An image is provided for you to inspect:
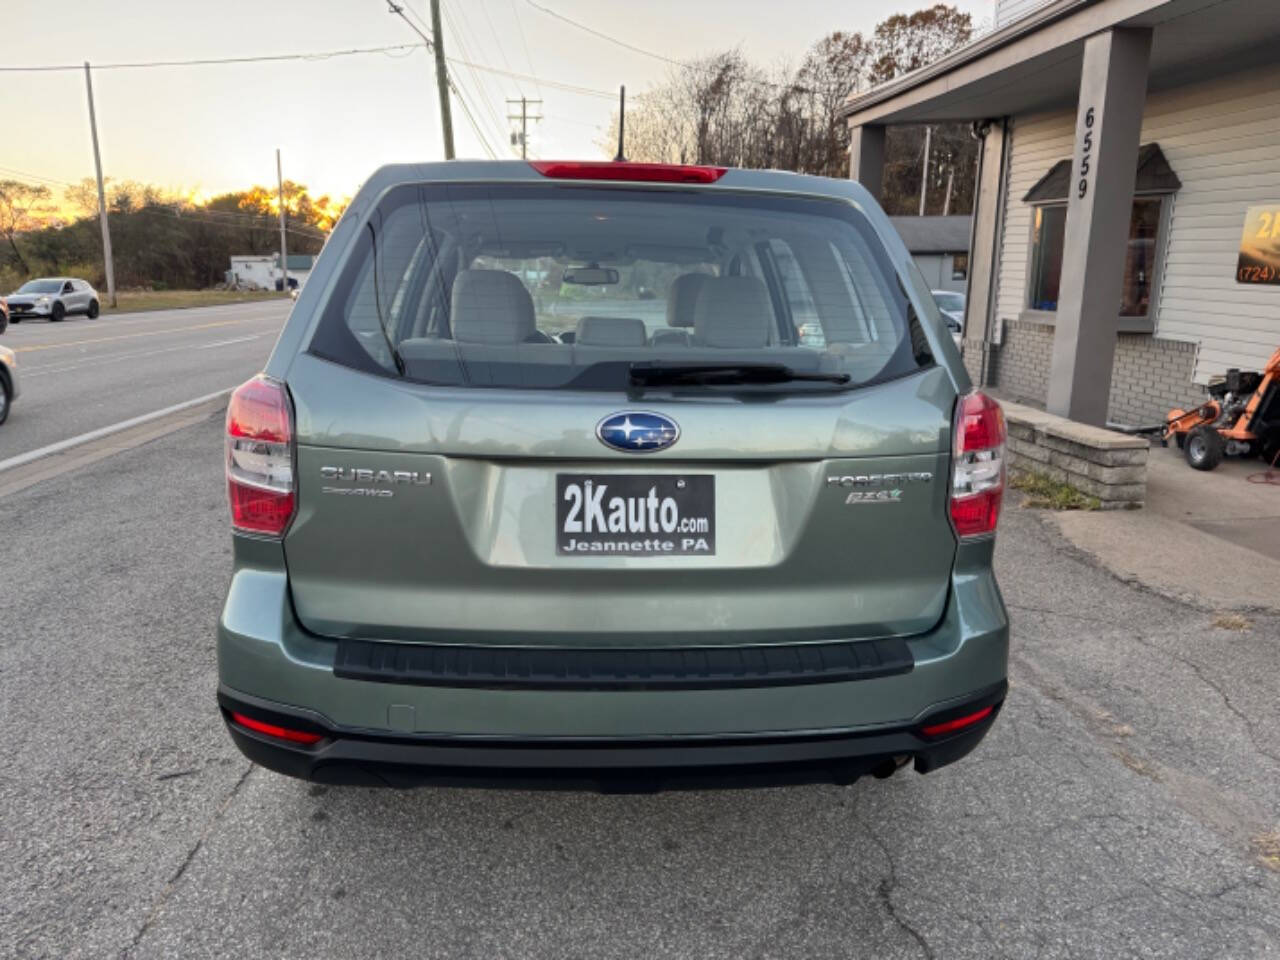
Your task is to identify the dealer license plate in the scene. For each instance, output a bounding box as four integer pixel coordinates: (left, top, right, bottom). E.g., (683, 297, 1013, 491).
(556, 474, 715, 556)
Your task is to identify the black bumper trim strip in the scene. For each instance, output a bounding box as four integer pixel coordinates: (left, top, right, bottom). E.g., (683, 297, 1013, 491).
(332, 636, 914, 690)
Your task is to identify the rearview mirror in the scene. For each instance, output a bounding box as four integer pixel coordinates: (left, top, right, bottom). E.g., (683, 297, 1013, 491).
(562, 265, 619, 286)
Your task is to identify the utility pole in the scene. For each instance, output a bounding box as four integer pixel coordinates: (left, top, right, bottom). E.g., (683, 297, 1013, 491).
(506, 97, 542, 159)
(83, 62, 116, 308)
(918, 125, 932, 217)
(276, 149, 288, 295)
(387, 1, 455, 160)
(429, 0, 455, 159)
(614, 86, 627, 162)
(942, 166, 954, 217)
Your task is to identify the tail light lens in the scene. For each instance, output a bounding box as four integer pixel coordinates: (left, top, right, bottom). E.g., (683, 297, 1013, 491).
(229, 711, 323, 745)
(226, 375, 295, 537)
(950, 391, 1005, 539)
(529, 160, 728, 183)
(920, 705, 995, 738)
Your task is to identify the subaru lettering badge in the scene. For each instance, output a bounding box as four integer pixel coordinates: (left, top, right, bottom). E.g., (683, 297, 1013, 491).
(596, 411, 680, 453)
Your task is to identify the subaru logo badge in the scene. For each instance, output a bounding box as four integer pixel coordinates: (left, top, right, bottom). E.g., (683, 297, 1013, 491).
(596, 411, 680, 453)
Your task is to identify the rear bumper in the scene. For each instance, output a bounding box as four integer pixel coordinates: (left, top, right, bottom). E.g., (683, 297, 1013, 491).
(218, 534, 1008, 789)
(220, 680, 1006, 791)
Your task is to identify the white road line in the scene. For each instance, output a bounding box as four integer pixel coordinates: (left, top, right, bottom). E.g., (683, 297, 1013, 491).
(0, 388, 234, 473)
(9, 300, 288, 336)
(23, 334, 265, 377)
(198, 335, 261, 349)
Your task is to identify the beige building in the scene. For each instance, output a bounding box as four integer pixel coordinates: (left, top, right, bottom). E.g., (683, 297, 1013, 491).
(843, 0, 1280, 427)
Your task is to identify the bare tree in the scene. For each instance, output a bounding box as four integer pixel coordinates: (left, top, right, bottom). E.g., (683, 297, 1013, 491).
(869, 4, 972, 83)
(601, 4, 974, 207)
(0, 181, 56, 275)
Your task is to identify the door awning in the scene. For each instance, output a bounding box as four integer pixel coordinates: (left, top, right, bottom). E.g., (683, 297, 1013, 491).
(1023, 142, 1181, 203)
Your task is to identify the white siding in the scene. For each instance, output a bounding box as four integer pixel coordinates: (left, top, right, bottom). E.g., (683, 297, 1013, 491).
(995, 0, 1055, 27)
(993, 110, 1074, 337)
(1143, 64, 1280, 382)
(992, 63, 1280, 382)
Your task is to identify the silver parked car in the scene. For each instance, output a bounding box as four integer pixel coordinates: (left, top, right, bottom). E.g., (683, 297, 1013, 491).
(7, 277, 100, 322)
(931, 290, 965, 346)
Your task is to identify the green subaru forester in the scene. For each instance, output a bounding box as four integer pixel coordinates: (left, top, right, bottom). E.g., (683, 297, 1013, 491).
(218, 160, 1008, 790)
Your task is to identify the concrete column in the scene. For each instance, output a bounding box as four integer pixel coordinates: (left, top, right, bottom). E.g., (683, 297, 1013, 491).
(962, 118, 1009, 386)
(1046, 27, 1152, 425)
(848, 123, 886, 201)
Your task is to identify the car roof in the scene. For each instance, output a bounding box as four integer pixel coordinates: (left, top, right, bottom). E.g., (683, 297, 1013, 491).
(342, 160, 882, 221)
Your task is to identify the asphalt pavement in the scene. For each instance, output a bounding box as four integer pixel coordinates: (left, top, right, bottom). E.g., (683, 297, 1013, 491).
(0, 300, 290, 461)
(2, 410, 1278, 958)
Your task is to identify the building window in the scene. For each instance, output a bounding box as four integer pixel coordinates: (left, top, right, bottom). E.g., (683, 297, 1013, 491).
(951, 253, 968, 281)
(1122, 198, 1162, 317)
(1028, 204, 1067, 311)
(1028, 199, 1164, 317)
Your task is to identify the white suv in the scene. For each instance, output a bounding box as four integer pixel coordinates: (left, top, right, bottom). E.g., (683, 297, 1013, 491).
(7, 278, 100, 322)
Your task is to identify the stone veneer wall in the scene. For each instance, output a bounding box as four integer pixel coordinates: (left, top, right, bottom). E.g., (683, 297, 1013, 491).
(1001, 399, 1149, 509)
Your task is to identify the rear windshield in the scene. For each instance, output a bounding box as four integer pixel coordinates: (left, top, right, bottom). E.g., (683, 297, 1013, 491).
(309, 183, 928, 392)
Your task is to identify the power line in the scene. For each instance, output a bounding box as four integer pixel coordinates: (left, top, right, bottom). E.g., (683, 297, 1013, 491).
(0, 39, 616, 99)
(462, 59, 612, 98)
(441, 1, 515, 153)
(507, 0, 544, 102)
(447, 77, 498, 158)
(521, 0, 686, 67)
(0, 165, 77, 187)
(0, 42, 425, 72)
(136, 206, 326, 240)
(156, 204, 327, 236)
(477, 0, 522, 96)
(520, 0, 803, 93)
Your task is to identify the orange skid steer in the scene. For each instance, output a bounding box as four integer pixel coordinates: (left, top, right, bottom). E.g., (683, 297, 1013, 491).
(1163, 346, 1280, 471)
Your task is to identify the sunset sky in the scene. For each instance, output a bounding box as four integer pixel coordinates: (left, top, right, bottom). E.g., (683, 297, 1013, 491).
(2, 0, 991, 203)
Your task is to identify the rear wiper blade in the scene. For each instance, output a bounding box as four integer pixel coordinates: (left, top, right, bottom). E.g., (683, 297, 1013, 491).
(629, 362, 851, 388)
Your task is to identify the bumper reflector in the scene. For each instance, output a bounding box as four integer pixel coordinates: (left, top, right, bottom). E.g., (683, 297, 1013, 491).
(920, 705, 994, 739)
(230, 711, 324, 745)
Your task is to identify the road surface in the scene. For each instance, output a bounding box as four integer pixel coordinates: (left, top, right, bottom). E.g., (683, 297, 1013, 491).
(0, 300, 289, 461)
(2, 411, 1278, 958)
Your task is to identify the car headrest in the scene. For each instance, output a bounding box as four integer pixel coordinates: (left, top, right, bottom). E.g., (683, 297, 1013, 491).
(693, 276, 773, 348)
(576, 316, 648, 347)
(665, 273, 711, 328)
(650, 327, 691, 347)
(450, 269, 535, 344)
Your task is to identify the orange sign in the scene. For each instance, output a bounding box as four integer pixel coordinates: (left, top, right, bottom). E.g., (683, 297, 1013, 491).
(1237, 205, 1280, 284)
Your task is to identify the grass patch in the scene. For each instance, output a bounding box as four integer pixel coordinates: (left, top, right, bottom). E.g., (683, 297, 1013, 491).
(1254, 830, 1280, 871)
(102, 289, 289, 313)
(1010, 469, 1101, 511)
(1212, 613, 1251, 632)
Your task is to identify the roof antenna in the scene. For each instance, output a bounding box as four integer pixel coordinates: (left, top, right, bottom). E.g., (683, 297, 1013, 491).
(614, 85, 627, 162)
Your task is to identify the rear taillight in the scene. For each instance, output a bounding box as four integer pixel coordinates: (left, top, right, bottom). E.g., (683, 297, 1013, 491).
(229, 711, 323, 745)
(950, 391, 1005, 539)
(529, 160, 728, 183)
(920, 705, 995, 739)
(226, 375, 295, 537)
